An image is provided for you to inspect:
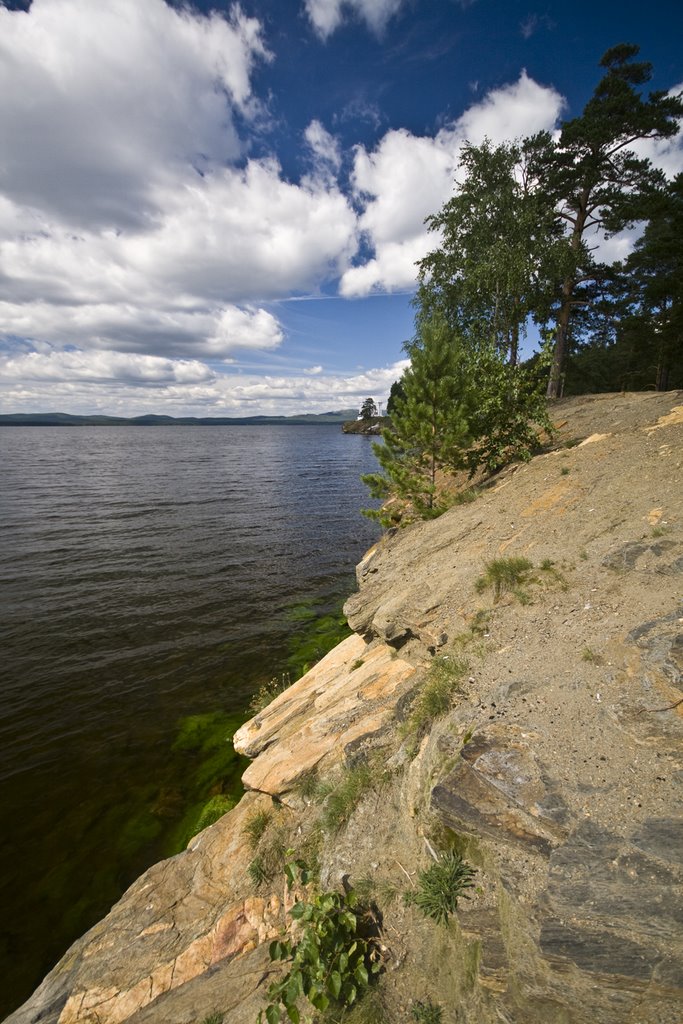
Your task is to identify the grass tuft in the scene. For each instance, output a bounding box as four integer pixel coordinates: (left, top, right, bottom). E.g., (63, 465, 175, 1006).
(411, 999, 443, 1024)
(320, 759, 375, 833)
(403, 656, 469, 746)
(404, 849, 477, 924)
(475, 556, 534, 602)
(248, 674, 292, 715)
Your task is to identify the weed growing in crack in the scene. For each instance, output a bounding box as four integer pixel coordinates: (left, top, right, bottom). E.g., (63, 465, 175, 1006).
(246, 814, 289, 889)
(249, 674, 292, 716)
(320, 760, 375, 833)
(404, 849, 476, 924)
(403, 656, 469, 748)
(243, 809, 272, 850)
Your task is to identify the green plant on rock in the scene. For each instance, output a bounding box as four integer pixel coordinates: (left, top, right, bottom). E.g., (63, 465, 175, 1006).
(403, 655, 468, 746)
(246, 812, 289, 889)
(404, 849, 477, 924)
(320, 759, 376, 833)
(411, 999, 443, 1024)
(258, 859, 381, 1024)
(475, 556, 534, 602)
(249, 674, 292, 715)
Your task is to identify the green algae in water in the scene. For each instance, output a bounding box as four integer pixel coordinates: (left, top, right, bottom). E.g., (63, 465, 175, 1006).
(285, 598, 352, 678)
(165, 710, 248, 853)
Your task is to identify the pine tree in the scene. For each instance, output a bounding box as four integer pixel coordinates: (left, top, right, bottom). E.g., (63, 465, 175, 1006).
(359, 397, 378, 421)
(540, 44, 683, 397)
(362, 317, 471, 523)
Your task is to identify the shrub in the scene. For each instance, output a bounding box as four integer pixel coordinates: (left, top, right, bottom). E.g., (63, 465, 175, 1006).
(258, 860, 381, 1024)
(404, 849, 476, 924)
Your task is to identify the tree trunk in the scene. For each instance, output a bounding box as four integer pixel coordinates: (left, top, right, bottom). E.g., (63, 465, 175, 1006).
(547, 199, 588, 399)
(547, 277, 573, 398)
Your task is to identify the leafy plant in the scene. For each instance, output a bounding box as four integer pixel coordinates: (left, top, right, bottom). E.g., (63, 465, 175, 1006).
(258, 860, 381, 1024)
(475, 556, 534, 602)
(404, 849, 476, 924)
(411, 999, 443, 1024)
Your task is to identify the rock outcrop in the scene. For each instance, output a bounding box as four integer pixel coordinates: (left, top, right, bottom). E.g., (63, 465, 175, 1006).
(8, 392, 683, 1024)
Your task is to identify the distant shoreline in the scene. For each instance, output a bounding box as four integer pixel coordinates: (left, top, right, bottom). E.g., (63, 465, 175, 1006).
(0, 410, 358, 427)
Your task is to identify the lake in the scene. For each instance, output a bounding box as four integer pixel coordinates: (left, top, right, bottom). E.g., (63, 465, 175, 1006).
(0, 425, 380, 1017)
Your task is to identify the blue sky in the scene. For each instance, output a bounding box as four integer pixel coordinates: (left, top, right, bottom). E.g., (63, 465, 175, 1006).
(0, 0, 681, 417)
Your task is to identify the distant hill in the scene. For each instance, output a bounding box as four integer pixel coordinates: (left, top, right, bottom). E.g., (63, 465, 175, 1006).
(0, 410, 359, 427)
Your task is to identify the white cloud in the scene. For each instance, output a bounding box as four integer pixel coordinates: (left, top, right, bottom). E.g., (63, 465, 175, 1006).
(0, 353, 410, 417)
(305, 120, 343, 181)
(0, 1, 361, 369)
(341, 72, 565, 296)
(304, 0, 405, 39)
(0, 349, 214, 386)
(0, 0, 270, 230)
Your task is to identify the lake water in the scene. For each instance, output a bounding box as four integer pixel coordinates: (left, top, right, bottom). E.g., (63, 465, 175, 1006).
(0, 425, 380, 1017)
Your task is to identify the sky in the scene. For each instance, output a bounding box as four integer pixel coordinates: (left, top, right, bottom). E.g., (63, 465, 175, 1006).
(0, 0, 681, 418)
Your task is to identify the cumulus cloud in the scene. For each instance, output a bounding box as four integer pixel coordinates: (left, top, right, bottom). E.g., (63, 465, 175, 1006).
(0, 0, 270, 230)
(1, 348, 214, 386)
(0, 2, 358, 371)
(0, 352, 410, 418)
(341, 72, 565, 296)
(304, 0, 405, 39)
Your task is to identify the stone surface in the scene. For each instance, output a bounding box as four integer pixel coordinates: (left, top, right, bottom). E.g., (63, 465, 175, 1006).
(233, 633, 418, 798)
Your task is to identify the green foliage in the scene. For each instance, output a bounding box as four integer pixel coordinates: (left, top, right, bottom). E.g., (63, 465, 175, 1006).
(246, 812, 288, 889)
(411, 999, 443, 1024)
(418, 137, 568, 367)
(258, 860, 381, 1024)
(360, 397, 378, 421)
(537, 44, 683, 396)
(243, 809, 273, 850)
(386, 378, 406, 416)
(475, 557, 535, 602)
(362, 316, 471, 522)
(403, 656, 468, 744)
(201, 1014, 224, 1024)
(404, 850, 477, 924)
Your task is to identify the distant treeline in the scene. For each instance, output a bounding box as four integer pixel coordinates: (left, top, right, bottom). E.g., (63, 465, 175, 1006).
(0, 410, 358, 427)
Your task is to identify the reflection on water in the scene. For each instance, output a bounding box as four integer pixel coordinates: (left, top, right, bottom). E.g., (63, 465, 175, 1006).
(0, 425, 379, 1016)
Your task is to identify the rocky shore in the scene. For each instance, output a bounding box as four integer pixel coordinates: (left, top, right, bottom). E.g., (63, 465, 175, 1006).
(9, 392, 683, 1024)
